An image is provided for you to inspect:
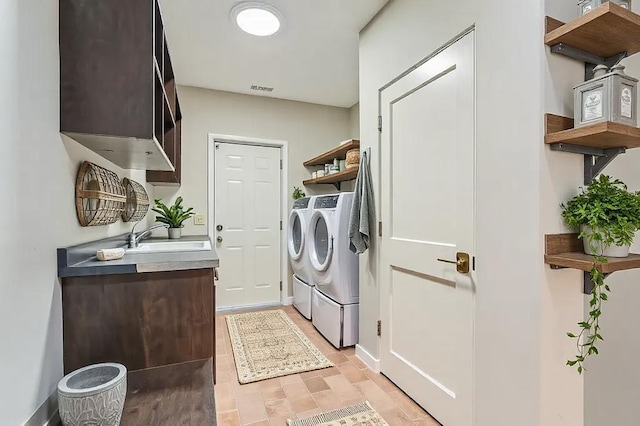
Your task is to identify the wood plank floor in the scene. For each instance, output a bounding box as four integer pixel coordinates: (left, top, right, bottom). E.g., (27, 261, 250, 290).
(215, 305, 440, 426)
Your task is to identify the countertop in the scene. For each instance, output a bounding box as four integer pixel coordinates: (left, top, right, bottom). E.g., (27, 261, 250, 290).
(58, 235, 219, 278)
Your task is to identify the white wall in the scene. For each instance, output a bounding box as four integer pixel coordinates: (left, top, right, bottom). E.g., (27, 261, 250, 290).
(543, 2, 640, 425)
(583, 150, 640, 426)
(155, 86, 352, 295)
(540, 1, 586, 424)
(349, 103, 360, 139)
(0, 1, 153, 423)
(581, 37, 640, 426)
(359, 0, 583, 425)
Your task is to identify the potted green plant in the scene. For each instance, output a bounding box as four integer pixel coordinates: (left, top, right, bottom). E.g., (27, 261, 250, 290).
(152, 196, 195, 239)
(561, 175, 640, 373)
(292, 186, 306, 200)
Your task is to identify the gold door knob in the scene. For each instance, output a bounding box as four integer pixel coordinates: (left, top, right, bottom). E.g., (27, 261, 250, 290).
(437, 252, 470, 273)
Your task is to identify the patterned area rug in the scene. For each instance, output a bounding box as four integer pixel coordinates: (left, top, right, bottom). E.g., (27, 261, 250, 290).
(288, 402, 389, 426)
(226, 310, 333, 384)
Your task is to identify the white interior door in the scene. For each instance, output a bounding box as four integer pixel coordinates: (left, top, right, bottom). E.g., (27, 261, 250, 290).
(214, 142, 281, 309)
(379, 32, 475, 426)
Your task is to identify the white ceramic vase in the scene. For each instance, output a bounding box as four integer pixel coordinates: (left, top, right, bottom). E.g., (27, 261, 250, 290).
(58, 363, 127, 426)
(168, 227, 182, 239)
(581, 225, 631, 258)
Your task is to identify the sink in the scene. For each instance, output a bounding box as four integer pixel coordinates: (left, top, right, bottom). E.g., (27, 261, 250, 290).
(126, 240, 212, 254)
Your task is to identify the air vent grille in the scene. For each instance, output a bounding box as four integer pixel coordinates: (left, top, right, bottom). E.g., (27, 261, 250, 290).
(250, 84, 274, 92)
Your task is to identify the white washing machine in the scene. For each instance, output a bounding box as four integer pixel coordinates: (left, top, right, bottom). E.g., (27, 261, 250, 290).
(288, 196, 315, 319)
(308, 193, 359, 348)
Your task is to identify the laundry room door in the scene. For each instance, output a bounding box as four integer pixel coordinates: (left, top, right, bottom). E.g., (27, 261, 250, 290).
(214, 142, 282, 309)
(379, 31, 475, 426)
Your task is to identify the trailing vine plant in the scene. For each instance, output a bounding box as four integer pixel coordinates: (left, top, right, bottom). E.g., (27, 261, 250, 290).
(561, 175, 640, 374)
(564, 248, 609, 375)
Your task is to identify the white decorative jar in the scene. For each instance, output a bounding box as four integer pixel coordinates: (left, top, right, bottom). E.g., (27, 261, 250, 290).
(573, 64, 638, 128)
(58, 363, 127, 426)
(581, 226, 631, 257)
(578, 0, 631, 16)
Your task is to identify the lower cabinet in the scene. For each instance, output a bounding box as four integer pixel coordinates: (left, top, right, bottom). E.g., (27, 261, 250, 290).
(61, 268, 215, 377)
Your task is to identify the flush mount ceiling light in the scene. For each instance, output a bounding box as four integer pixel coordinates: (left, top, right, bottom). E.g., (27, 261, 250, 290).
(231, 2, 283, 37)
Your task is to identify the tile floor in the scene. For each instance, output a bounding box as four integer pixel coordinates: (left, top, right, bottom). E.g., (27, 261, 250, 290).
(215, 305, 440, 426)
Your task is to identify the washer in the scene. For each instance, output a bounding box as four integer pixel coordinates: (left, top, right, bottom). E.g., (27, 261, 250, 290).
(288, 196, 315, 319)
(308, 193, 359, 348)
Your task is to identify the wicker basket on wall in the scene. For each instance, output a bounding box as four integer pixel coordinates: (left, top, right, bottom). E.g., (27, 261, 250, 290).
(75, 161, 126, 226)
(122, 178, 150, 223)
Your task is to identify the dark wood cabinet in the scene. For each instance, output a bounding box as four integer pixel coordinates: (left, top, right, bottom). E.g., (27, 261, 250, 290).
(122, 359, 215, 425)
(61, 269, 215, 376)
(60, 0, 182, 184)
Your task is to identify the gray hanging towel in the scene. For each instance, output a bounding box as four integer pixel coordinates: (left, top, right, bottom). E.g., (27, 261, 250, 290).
(348, 149, 375, 254)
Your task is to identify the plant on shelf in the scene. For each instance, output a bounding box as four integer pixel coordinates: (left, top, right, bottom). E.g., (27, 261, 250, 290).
(292, 186, 306, 200)
(152, 196, 195, 239)
(561, 175, 640, 374)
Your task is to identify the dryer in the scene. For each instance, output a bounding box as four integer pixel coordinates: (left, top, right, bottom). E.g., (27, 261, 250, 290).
(308, 193, 359, 348)
(288, 196, 315, 319)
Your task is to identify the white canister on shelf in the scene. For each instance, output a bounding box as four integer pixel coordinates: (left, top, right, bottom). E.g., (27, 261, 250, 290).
(573, 64, 638, 127)
(578, 0, 631, 16)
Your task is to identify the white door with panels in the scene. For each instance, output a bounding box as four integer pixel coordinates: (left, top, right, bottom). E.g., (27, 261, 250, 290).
(379, 31, 476, 426)
(214, 142, 282, 309)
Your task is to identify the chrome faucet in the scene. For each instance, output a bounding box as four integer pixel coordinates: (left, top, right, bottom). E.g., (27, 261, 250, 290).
(127, 222, 168, 248)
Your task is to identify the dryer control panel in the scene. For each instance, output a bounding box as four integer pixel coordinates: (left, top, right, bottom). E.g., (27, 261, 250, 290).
(293, 197, 310, 209)
(314, 195, 339, 209)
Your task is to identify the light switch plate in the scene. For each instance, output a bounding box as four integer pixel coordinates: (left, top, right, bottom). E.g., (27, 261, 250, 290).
(194, 214, 206, 225)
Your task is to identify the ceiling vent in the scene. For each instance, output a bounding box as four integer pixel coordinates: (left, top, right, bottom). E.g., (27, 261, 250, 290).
(250, 84, 274, 92)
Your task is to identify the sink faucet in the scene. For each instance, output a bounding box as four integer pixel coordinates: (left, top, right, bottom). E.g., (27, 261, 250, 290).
(127, 223, 168, 248)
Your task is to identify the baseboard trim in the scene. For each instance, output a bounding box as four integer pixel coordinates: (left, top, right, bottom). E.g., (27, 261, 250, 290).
(24, 391, 59, 426)
(356, 344, 380, 373)
(282, 296, 294, 306)
(44, 412, 60, 426)
(216, 301, 282, 313)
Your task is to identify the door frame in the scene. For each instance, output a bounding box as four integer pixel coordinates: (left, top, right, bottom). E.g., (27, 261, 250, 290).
(207, 133, 290, 308)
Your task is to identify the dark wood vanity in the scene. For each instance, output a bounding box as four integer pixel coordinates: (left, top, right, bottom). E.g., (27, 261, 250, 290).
(58, 235, 218, 424)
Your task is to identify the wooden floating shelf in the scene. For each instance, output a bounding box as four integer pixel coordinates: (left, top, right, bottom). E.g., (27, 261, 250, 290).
(544, 114, 640, 150)
(545, 233, 640, 273)
(304, 139, 359, 166)
(544, 2, 640, 58)
(303, 167, 358, 186)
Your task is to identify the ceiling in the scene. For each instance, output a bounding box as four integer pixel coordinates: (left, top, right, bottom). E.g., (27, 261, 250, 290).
(159, 0, 388, 108)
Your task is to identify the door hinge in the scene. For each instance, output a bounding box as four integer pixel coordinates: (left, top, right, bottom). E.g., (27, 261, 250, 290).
(378, 222, 382, 237)
(280, 281, 283, 291)
(280, 159, 283, 169)
(377, 320, 382, 337)
(280, 220, 283, 230)
(473, 256, 476, 271)
(378, 115, 382, 132)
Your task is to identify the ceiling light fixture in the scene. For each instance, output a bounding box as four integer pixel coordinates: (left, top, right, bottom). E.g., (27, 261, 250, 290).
(231, 2, 283, 37)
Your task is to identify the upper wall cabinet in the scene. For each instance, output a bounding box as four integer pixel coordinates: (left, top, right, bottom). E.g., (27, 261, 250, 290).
(60, 0, 182, 185)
